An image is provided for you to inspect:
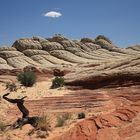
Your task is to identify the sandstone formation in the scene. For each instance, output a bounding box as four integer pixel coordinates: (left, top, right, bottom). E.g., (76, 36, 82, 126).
(3, 83, 140, 140)
(48, 85, 140, 140)
(0, 35, 138, 69)
(0, 34, 139, 88)
(0, 34, 140, 140)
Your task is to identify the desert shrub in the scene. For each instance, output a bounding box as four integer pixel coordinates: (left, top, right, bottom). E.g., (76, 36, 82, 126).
(27, 116, 50, 137)
(35, 116, 51, 131)
(51, 76, 65, 89)
(17, 71, 37, 87)
(78, 112, 85, 119)
(56, 113, 71, 127)
(6, 82, 17, 92)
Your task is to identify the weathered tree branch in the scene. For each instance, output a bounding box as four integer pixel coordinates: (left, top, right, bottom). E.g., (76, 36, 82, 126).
(3, 93, 29, 118)
(3, 93, 40, 129)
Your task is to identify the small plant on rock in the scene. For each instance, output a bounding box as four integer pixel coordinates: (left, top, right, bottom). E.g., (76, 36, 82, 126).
(35, 116, 51, 131)
(51, 76, 65, 89)
(17, 71, 37, 87)
(6, 82, 17, 92)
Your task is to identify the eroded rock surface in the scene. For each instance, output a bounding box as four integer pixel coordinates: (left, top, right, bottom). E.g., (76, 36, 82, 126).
(0, 35, 140, 140)
(50, 86, 140, 140)
(0, 35, 139, 70)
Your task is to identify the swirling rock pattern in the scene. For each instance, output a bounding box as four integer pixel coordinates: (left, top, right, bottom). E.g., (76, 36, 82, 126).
(0, 35, 139, 69)
(0, 35, 139, 87)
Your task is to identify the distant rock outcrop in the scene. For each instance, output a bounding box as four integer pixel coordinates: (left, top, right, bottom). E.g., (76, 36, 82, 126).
(12, 38, 42, 51)
(0, 35, 139, 88)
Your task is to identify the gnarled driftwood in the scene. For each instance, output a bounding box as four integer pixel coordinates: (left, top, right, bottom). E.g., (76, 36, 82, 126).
(3, 93, 40, 129)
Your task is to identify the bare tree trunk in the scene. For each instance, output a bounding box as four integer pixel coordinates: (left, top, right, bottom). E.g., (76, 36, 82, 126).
(3, 93, 40, 129)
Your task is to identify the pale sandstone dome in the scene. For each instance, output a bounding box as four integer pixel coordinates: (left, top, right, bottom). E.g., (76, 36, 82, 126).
(12, 38, 42, 51)
(0, 35, 139, 75)
(0, 35, 140, 140)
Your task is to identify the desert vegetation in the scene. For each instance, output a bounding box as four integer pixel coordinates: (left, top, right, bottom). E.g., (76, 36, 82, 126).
(35, 116, 51, 131)
(0, 34, 140, 140)
(6, 82, 17, 92)
(27, 116, 50, 138)
(51, 76, 65, 89)
(17, 71, 37, 87)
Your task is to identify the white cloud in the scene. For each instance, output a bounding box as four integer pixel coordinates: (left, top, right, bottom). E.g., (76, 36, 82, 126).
(44, 11, 62, 18)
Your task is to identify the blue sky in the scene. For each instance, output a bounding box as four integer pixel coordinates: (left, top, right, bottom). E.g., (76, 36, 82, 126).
(0, 0, 140, 47)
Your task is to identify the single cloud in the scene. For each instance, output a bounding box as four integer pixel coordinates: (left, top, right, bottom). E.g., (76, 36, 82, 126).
(44, 11, 62, 18)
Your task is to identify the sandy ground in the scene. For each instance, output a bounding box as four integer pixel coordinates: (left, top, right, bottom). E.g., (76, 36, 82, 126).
(0, 75, 140, 140)
(0, 75, 81, 140)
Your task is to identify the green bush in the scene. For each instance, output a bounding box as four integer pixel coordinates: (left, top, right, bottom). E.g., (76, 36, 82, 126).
(35, 116, 51, 131)
(17, 71, 37, 87)
(51, 76, 65, 89)
(6, 82, 17, 92)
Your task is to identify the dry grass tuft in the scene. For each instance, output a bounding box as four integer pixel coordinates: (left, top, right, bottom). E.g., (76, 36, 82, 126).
(36, 116, 51, 131)
(56, 113, 72, 127)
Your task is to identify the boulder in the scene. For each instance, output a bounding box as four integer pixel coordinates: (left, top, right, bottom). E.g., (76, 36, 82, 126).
(95, 35, 112, 44)
(12, 38, 42, 52)
(80, 38, 95, 44)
